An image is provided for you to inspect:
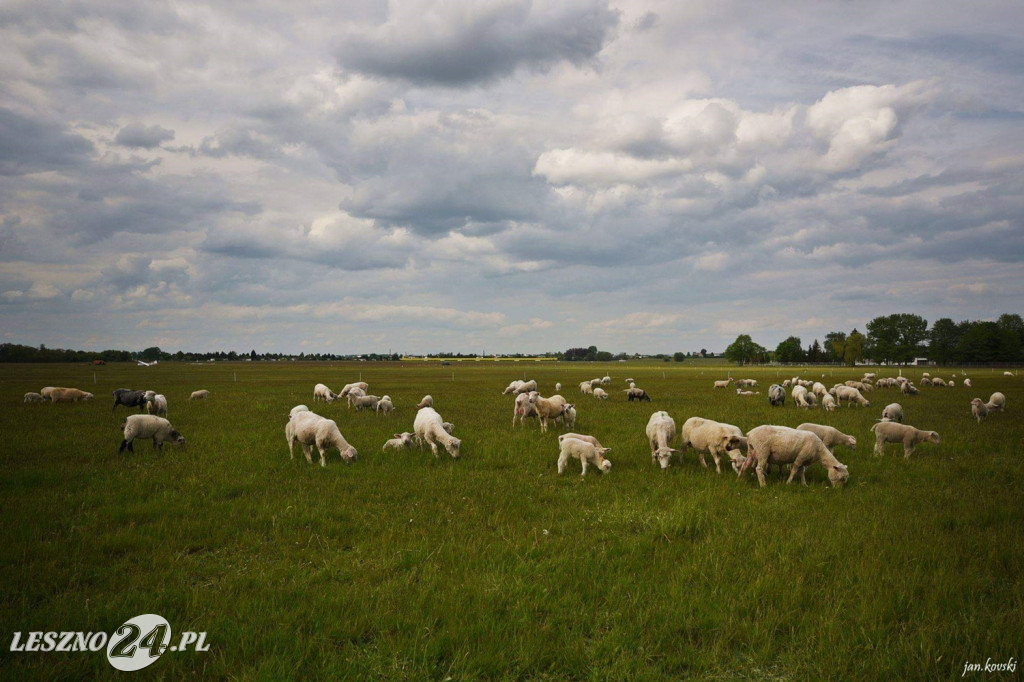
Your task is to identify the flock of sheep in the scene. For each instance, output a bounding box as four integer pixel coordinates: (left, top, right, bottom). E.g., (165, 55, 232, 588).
(24, 368, 1012, 487)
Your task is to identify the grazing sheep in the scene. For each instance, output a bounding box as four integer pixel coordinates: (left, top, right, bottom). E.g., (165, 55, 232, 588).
(821, 394, 837, 412)
(863, 373, 876, 381)
(901, 382, 920, 396)
(376, 395, 394, 415)
(781, 379, 792, 388)
(313, 383, 337, 403)
(532, 393, 569, 433)
(792, 385, 813, 408)
(922, 372, 930, 378)
(985, 392, 1006, 411)
(593, 387, 608, 400)
(112, 388, 150, 412)
(351, 394, 380, 412)
(601, 376, 611, 385)
(512, 392, 537, 427)
(625, 387, 651, 402)
(555, 382, 562, 392)
(1003, 371, 1014, 377)
(383, 432, 415, 451)
(188, 389, 210, 401)
(970, 398, 988, 423)
(881, 403, 904, 423)
(870, 422, 940, 458)
(735, 389, 760, 396)
(119, 414, 186, 454)
(558, 433, 605, 449)
(40, 387, 61, 400)
(416, 395, 433, 409)
(345, 387, 367, 408)
(578, 381, 594, 395)
(931, 378, 947, 387)
(796, 423, 856, 454)
(503, 380, 526, 395)
(735, 379, 759, 388)
(339, 382, 369, 397)
(812, 382, 828, 399)
(24, 392, 45, 403)
(413, 407, 461, 458)
(833, 385, 870, 407)
(645, 411, 679, 470)
(589, 378, 604, 388)
(146, 393, 168, 417)
(289, 405, 310, 420)
(680, 417, 747, 474)
(515, 380, 538, 395)
(920, 377, 933, 386)
(713, 377, 734, 389)
(557, 437, 611, 476)
(740, 425, 849, 488)
(768, 384, 786, 407)
(286, 412, 357, 466)
(49, 388, 94, 403)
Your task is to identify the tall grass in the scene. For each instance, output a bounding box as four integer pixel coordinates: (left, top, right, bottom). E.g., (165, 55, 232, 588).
(0, 362, 1021, 679)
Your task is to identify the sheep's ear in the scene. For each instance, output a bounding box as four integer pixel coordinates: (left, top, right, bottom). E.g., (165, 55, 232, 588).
(394, 434, 402, 438)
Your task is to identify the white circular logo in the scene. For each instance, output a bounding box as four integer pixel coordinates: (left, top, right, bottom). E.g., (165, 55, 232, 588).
(106, 614, 172, 672)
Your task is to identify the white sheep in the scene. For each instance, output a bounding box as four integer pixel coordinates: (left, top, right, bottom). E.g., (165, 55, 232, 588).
(812, 382, 828, 399)
(601, 376, 611, 385)
(376, 395, 394, 415)
(556, 404, 577, 430)
(339, 382, 369, 397)
(833, 385, 870, 407)
(870, 421, 940, 458)
(740, 425, 849, 488)
(40, 387, 60, 400)
(901, 382, 920, 396)
(289, 404, 310, 420)
(558, 433, 604, 449)
(48, 388, 95, 403)
(383, 432, 415, 451)
(792, 385, 813, 408)
(881, 403, 904, 423)
(931, 378, 947, 387)
(532, 393, 569, 433)
(24, 392, 45, 403)
(985, 392, 1006, 411)
(416, 395, 433, 409)
(286, 412, 357, 466)
(515, 380, 538, 395)
(351, 394, 380, 412)
(146, 393, 168, 417)
(578, 381, 594, 395)
(970, 398, 988, 423)
(821, 394, 837, 412)
(512, 392, 537, 427)
(313, 383, 337, 403)
(713, 377, 733, 389)
(735, 389, 759, 396)
(796, 423, 856, 453)
(592, 387, 608, 400)
(555, 382, 562, 392)
(413, 407, 461, 458)
(345, 387, 367, 408)
(1003, 371, 1015, 377)
(119, 414, 186, 454)
(645, 411, 679, 470)
(188, 389, 210, 401)
(503, 380, 526, 395)
(557, 437, 611, 476)
(768, 384, 785, 406)
(680, 417, 747, 474)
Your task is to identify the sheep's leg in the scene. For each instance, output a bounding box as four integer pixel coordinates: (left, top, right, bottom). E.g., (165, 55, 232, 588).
(302, 443, 313, 464)
(429, 440, 439, 458)
(557, 452, 569, 474)
(756, 462, 768, 488)
(318, 446, 327, 467)
(904, 443, 914, 458)
(709, 447, 721, 473)
(873, 437, 885, 456)
(697, 449, 709, 468)
(119, 439, 130, 454)
(580, 458, 588, 476)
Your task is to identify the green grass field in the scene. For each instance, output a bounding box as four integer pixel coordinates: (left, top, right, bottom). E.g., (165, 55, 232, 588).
(1, 361, 1021, 679)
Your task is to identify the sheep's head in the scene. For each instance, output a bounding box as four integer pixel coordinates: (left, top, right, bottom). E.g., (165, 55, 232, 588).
(170, 430, 186, 447)
(828, 463, 849, 487)
(654, 447, 678, 470)
(927, 431, 940, 445)
(446, 438, 462, 458)
(341, 446, 358, 462)
(844, 436, 857, 449)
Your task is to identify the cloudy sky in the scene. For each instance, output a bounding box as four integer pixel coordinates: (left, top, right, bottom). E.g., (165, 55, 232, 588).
(1, 1, 1022, 355)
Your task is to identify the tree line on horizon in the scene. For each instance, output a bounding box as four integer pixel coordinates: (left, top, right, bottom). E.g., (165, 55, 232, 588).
(723, 313, 1024, 366)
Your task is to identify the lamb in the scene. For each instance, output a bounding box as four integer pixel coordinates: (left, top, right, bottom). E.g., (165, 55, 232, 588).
(351, 394, 380, 412)
(781, 379, 792, 388)
(339, 382, 369, 397)
(870, 421, 940, 458)
(930, 378, 947, 387)
(680, 417, 747, 474)
(289, 404, 310, 420)
(313, 383, 337, 402)
(645, 411, 679, 470)
(554, 382, 562, 392)
(592, 387, 608, 400)
(558, 433, 605, 449)
(739, 425, 849, 488)
(557, 437, 611, 476)
(625, 387, 651, 402)
(811, 382, 828, 399)
(901, 382, 920, 396)
(833, 385, 870, 407)
(713, 377, 734, 389)
(285, 412, 358, 466)
(970, 398, 988, 423)
(589, 378, 604, 388)
(416, 395, 433, 409)
(768, 384, 786, 407)
(376, 395, 394, 415)
(24, 392, 45, 403)
(821, 394, 837, 412)
(515, 380, 538, 395)
(146, 393, 168, 417)
(556, 404, 577, 430)
(188, 390, 210, 401)
(578, 381, 594, 395)
(735, 379, 758, 388)
(40, 387, 61, 400)
(844, 380, 871, 392)
(413, 407, 461, 458)
(503, 380, 526, 395)
(532, 393, 569, 433)
(862, 373, 876, 381)
(735, 389, 760, 396)
(792, 385, 814, 408)
(985, 392, 1006, 411)
(49, 388, 94, 403)
(119, 414, 186, 454)
(1003, 371, 1014, 377)
(112, 388, 150, 412)
(512, 392, 537, 427)
(920, 377, 933, 386)
(345, 387, 367, 408)
(796, 423, 856, 453)
(602, 376, 611, 385)
(881, 403, 904, 423)
(382, 432, 415, 451)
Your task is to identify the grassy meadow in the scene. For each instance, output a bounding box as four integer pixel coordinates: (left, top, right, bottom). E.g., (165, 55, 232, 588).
(1, 360, 1021, 680)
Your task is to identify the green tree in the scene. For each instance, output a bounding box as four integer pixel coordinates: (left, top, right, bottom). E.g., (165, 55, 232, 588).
(996, 314, 1024, 362)
(928, 318, 962, 364)
(140, 346, 162, 362)
(672, 352, 686, 362)
(866, 314, 928, 364)
(775, 336, 805, 363)
(807, 339, 824, 363)
(844, 329, 866, 366)
(725, 334, 767, 365)
(825, 331, 846, 363)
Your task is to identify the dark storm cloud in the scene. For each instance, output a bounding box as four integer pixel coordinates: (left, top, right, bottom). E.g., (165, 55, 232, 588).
(0, 108, 94, 175)
(114, 123, 175, 149)
(336, 0, 619, 86)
